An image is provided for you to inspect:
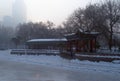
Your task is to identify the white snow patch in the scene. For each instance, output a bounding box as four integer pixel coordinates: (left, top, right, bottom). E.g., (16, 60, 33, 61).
(112, 60, 120, 64)
(27, 38, 67, 42)
(76, 54, 120, 59)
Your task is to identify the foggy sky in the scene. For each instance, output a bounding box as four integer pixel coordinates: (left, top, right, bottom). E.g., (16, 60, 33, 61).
(0, 0, 97, 25)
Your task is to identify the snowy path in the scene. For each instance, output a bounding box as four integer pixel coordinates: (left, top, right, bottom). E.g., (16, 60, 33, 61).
(0, 50, 120, 81)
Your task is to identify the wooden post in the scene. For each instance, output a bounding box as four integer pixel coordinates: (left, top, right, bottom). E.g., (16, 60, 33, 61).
(89, 40, 92, 52)
(70, 41, 74, 57)
(95, 38, 97, 52)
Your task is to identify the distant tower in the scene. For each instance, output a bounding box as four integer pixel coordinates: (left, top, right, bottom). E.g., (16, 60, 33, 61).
(12, 0, 27, 26)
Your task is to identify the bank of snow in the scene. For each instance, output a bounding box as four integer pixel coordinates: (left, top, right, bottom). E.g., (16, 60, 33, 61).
(0, 50, 120, 75)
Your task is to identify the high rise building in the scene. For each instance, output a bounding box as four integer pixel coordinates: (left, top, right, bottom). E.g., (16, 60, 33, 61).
(12, 0, 27, 26)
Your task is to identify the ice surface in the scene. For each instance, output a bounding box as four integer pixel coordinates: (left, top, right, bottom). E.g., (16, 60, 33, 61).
(0, 49, 120, 75)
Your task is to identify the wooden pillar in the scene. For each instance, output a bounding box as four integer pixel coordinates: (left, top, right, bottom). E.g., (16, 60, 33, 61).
(90, 39, 93, 52)
(70, 41, 73, 57)
(78, 40, 81, 52)
(76, 40, 79, 52)
(95, 38, 97, 52)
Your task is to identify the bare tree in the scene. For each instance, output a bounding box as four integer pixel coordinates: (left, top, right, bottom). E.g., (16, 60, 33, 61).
(0, 25, 15, 49)
(16, 21, 63, 44)
(63, 8, 86, 33)
(84, 3, 110, 41)
(63, 0, 120, 49)
(101, 0, 120, 50)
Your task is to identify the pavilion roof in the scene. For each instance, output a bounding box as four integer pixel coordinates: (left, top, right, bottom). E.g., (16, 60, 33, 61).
(65, 29, 99, 40)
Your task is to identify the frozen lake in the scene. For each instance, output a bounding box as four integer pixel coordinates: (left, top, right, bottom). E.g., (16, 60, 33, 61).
(0, 50, 120, 81)
(0, 60, 120, 81)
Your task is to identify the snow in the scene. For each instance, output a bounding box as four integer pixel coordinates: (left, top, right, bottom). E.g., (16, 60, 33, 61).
(64, 33, 76, 36)
(64, 31, 99, 37)
(0, 50, 120, 75)
(112, 60, 120, 64)
(76, 54, 120, 59)
(27, 38, 67, 42)
(84, 31, 99, 35)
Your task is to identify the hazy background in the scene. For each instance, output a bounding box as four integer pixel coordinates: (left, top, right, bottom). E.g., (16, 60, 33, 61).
(0, 0, 97, 26)
(0, 0, 120, 50)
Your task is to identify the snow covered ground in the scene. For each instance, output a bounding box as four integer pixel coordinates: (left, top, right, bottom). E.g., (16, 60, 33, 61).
(0, 49, 120, 75)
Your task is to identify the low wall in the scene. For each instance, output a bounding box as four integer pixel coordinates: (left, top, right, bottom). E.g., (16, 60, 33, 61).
(11, 49, 60, 55)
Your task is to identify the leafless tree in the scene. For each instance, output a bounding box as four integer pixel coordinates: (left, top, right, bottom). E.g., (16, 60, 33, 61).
(0, 25, 15, 49)
(16, 21, 63, 44)
(102, 0, 120, 50)
(63, 8, 86, 33)
(63, 0, 120, 50)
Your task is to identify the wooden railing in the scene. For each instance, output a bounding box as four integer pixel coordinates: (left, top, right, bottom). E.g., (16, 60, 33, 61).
(11, 49, 60, 55)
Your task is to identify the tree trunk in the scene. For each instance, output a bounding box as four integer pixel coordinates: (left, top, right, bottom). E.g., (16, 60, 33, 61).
(109, 24, 113, 51)
(109, 34, 112, 51)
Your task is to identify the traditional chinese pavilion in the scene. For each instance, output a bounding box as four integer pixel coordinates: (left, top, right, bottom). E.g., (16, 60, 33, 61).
(26, 30, 99, 53)
(64, 30, 99, 52)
